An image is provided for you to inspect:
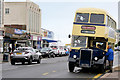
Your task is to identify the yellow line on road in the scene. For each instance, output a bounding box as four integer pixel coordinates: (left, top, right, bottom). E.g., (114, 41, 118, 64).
(52, 70, 56, 72)
(93, 74, 102, 79)
(42, 72, 49, 76)
(92, 70, 109, 80)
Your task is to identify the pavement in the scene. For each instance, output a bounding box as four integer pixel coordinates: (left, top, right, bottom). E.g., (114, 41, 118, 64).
(98, 51, 120, 80)
(0, 54, 3, 64)
(98, 66, 120, 80)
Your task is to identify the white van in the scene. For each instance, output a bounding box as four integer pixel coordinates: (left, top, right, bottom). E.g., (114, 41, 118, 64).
(49, 42, 66, 56)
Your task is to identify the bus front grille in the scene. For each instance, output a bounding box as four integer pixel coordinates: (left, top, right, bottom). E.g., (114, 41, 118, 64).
(80, 49, 92, 68)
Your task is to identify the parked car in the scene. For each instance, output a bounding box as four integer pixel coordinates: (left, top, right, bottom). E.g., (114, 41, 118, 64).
(50, 46, 66, 56)
(34, 49, 42, 58)
(40, 47, 55, 58)
(10, 47, 42, 65)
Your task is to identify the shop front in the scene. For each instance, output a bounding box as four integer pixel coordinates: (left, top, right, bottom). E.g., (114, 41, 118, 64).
(0, 30, 4, 53)
(41, 28, 57, 48)
(3, 27, 28, 52)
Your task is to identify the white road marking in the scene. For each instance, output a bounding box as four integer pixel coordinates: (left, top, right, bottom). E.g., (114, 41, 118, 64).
(3, 67, 18, 71)
(42, 59, 47, 60)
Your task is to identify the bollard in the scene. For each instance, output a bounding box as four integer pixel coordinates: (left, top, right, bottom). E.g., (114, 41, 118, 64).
(3, 53, 9, 62)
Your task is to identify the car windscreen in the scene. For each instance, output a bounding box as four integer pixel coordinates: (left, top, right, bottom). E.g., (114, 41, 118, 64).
(41, 48, 48, 52)
(75, 13, 89, 22)
(51, 46, 57, 49)
(90, 14, 104, 23)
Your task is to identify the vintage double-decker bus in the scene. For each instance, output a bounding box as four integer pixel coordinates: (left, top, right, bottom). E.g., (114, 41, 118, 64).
(68, 8, 116, 73)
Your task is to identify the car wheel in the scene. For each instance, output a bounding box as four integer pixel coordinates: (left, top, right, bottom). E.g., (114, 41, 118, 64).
(37, 57, 41, 64)
(59, 53, 62, 57)
(11, 60, 15, 65)
(48, 54, 51, 58)
(28, 58, 32, 65)
(53, 54, 55, 58)
(22, 61, 25, 65)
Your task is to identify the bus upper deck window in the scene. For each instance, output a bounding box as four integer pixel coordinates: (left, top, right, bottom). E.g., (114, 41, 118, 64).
(90, 14, 104, 23)
(76, 13, 89, 22)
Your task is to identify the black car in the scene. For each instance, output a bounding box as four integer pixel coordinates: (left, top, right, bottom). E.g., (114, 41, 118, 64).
(40, 48, 55, 58)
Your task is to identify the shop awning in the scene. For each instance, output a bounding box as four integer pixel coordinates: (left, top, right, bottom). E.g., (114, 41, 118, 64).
(42, 39, 57, 43)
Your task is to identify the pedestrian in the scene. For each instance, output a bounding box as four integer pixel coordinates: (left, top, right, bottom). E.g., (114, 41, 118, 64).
(8, 46, 12, 53)
(33, 46, 36, 49)
(106, 45, 114, 73)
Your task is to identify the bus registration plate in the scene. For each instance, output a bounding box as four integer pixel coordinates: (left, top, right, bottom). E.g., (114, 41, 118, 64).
(81, 64, 89, 67)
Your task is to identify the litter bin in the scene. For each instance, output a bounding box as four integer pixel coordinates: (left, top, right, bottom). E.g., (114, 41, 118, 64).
(3, 53, 9, 62)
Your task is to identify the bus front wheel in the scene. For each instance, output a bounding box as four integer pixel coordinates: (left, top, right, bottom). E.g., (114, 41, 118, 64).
(68, 62, 75, 72)
(100, 63, 106, 73)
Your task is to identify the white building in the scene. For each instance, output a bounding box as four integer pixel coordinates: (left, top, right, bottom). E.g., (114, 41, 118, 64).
(116, 29, 120, 43)
(4, 1, 42, 50)
(4, 1, 41, 34)
(0, 0, 4, 53)
(119, 2, 120, 29)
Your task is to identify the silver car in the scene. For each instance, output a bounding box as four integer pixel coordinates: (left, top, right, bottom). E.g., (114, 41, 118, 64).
(10, 47, 42, 65)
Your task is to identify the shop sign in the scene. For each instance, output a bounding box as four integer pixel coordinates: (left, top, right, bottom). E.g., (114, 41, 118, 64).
(47, 31, 54, 39)
(14, 29, 27, 35)
(41, 29, 54, 39)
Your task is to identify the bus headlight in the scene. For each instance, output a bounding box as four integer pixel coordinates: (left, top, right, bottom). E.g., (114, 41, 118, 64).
(94, 57, 98, 61)
(73, 55, 77, 59)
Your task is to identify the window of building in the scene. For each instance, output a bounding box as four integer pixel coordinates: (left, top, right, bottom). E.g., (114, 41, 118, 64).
(39, 9, 40, 12)
(5, 8, 9, 14)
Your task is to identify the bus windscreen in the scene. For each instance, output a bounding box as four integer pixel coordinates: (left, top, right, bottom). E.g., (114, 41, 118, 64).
(76, 13, 89, 22)
(72, 36, 87, 47)
(90, 14, 104, 23)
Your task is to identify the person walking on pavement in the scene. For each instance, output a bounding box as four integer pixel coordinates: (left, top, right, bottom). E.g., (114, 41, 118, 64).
(9, 46, 12, 53)
(106, 45, 114, 73)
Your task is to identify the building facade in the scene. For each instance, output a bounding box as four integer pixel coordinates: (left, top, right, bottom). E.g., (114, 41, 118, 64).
(4, 1, 41, 52)
(119, 1, 120, 29)
(116, 29, 120, 43)
(0, 0, 4, 53)
(41, 28, 57, 48)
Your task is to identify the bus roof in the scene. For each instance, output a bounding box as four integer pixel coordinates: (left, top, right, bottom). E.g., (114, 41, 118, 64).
(76, 8, 116, 23)
(76, 8, 108, 14)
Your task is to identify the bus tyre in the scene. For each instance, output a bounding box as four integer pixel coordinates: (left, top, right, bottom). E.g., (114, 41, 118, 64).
(69, 62, 75, 72)
(100, 63, 106, 73)
(11, 60, 15, 65)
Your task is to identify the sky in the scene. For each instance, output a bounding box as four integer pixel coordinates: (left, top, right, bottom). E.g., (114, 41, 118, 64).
(5, 0, 119, 45)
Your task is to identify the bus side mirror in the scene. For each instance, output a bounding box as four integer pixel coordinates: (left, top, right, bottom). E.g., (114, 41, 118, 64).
(68, 34, 71, 38)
